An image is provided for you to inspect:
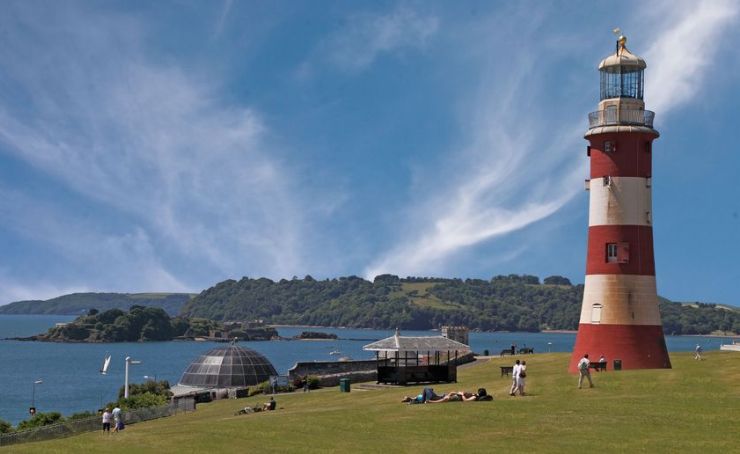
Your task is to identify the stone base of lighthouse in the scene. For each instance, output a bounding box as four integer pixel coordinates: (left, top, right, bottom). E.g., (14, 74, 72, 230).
(569, 324, 671, 372)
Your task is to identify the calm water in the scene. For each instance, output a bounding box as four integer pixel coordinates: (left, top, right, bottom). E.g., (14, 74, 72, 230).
(0, 315, 729, 425)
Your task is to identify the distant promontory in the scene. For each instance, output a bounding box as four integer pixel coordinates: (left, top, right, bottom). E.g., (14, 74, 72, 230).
(0, 292, 193, 316)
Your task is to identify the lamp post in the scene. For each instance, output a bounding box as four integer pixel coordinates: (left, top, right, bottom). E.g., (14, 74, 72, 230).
(124, 357, 142, 399)
(548, 342, 552, 353)
(31, 379, 43, 408)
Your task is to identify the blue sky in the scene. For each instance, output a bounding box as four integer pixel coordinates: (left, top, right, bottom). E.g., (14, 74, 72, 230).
(0, 0, 738, 306)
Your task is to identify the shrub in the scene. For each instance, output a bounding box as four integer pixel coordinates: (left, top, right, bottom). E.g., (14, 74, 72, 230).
(117, 392, 168, 410)
(0, 418, 12, 434)
(306, 376, 321, 390)
(16, 412, 64, 431)
(68, 411, 97, 421)
(257, 380, 294, 395)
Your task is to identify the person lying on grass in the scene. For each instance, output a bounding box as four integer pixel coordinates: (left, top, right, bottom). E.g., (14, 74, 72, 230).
(401, 388, 492, 403)
(401, 387, 443, 404)
(427, 388, 492, 402)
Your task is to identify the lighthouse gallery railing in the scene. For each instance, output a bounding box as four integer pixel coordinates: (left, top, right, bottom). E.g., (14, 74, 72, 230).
(588, 109, 654, 128)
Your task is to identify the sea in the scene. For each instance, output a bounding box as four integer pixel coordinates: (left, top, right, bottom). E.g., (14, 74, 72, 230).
(0, 314, 731, 425)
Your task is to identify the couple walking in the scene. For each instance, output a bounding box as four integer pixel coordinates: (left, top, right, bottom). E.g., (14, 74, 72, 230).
(509, 359, 527, 396)
(101, 406, 124, 433)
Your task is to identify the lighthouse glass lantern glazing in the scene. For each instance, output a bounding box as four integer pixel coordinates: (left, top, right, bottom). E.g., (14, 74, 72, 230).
(599, 66, 644, 100)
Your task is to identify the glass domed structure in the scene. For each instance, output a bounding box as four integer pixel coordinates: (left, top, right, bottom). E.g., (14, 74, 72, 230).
(178, 344, 278, 388)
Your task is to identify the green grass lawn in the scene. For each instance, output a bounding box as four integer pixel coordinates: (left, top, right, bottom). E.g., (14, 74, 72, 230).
(10, 352, 738, 453)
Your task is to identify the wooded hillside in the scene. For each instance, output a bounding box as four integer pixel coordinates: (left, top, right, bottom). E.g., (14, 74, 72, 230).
(182, 274, 739, 334)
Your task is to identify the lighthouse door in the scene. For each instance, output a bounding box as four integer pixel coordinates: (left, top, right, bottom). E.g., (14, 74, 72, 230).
(591, 304, 603, 324)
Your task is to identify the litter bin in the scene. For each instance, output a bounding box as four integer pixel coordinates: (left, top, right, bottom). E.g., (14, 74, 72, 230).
(339, 377, 351, 392)
(613, 359, 622, 371)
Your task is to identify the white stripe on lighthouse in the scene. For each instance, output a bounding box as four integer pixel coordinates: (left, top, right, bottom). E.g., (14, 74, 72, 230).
(588, 176, 652, 227)
(579, 274, 662, 325)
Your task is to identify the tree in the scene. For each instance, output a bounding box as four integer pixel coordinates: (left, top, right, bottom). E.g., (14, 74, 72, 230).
(543, 276, 572, 286)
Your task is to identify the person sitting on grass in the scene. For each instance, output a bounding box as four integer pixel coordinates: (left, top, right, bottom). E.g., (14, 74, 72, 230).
(263, 396, 276, 411)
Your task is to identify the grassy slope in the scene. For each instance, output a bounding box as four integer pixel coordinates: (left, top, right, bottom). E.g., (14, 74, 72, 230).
(12, 352, 739, 454)
(400, 282, 464, 311)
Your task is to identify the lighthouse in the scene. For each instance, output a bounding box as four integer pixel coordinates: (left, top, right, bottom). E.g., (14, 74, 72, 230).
(569, 33, 671, 372)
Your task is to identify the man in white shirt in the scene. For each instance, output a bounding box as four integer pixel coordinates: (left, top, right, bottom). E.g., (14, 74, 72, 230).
(112, 406, 122, 432)
(577, 353, 594, 389)
(509, 359, 521, 396)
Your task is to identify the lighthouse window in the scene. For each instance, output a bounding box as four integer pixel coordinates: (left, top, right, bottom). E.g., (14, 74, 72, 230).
(606, 243, 618, 262)
(604, 141, 615, 153)
(591, 304, 603, 324)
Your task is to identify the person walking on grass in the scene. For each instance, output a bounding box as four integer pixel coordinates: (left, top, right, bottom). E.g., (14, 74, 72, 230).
(101, 408, 111, 433)
(577, 353, 594, 389)
(517, 361, 527, 395)
(694, 344, 703, 360)
(112, 405, 122, 432)
(510, 359, 521, 396)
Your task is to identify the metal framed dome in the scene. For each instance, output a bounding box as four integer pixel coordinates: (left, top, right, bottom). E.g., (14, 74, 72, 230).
(178, 344, 278, 388)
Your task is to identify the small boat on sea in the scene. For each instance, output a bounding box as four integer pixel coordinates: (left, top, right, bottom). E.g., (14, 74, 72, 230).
(329, 350, 341, 356)
(99, 354, 111, 375)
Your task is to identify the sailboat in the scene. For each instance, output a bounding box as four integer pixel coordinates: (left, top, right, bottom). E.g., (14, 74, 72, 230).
(100, 354, 112, 375)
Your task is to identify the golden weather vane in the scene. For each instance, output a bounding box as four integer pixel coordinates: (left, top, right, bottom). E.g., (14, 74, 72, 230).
(613, 27, 627, 55)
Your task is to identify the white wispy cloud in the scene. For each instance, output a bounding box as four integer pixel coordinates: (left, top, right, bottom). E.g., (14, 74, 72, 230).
(364, 0, 739, 280)
(643, 0, 739, 115)
(213, 0, 234, 38)
(320, 6, 439, 72)
(0, 4, 308, 301)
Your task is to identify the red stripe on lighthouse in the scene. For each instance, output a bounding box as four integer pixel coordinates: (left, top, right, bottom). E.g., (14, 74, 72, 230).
(589, 132, 655, 178)
(585, 225, 655, 275)
(569, 323, 671, 372)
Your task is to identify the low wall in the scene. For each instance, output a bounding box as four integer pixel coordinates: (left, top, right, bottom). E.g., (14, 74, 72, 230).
(287, 353, 475, 387)
(288, 359, 377, 381)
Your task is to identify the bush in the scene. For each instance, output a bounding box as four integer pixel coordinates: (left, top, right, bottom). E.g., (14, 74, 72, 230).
(257, 380, 294, 395)
(114, 392, 168, 410)
(0, 418, 12, 434)
(68, 411, 97, 421)
(118, 380, 171, 400)
(16, 412, 64, 431)
(306, 376, 321, 390)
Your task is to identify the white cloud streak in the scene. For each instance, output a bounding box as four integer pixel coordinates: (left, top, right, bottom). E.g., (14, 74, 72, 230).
(643, 0, 739, 115)
(365, 0, 739, 280)
(322, 6, 439, 72)
(0, 4, 307, 301)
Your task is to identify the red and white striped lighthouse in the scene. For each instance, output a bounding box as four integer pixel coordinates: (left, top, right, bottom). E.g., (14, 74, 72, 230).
(569, 33, 671, 372)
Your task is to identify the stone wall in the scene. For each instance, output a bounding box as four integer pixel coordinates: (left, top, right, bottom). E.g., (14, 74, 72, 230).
(288, 359, 377, 380)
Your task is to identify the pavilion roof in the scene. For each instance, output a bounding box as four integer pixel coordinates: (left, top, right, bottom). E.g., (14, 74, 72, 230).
(363, 329, 470, 352)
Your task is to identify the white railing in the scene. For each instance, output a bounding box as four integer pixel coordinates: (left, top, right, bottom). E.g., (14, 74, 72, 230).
(588, 109, 654, 128)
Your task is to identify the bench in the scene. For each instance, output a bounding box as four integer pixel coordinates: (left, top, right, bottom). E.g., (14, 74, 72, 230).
(518, 347, 534, 354)
(499, 349, 514, 357)
(589, 361, 607, 372)
(500, 366, 514, 377)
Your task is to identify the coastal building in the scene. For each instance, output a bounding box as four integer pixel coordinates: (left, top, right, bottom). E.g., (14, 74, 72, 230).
(363, 329, 471, 384)
(570, 32, 671, 371)
(441, 325, 469, 345)
(174, 343, 278, 397)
